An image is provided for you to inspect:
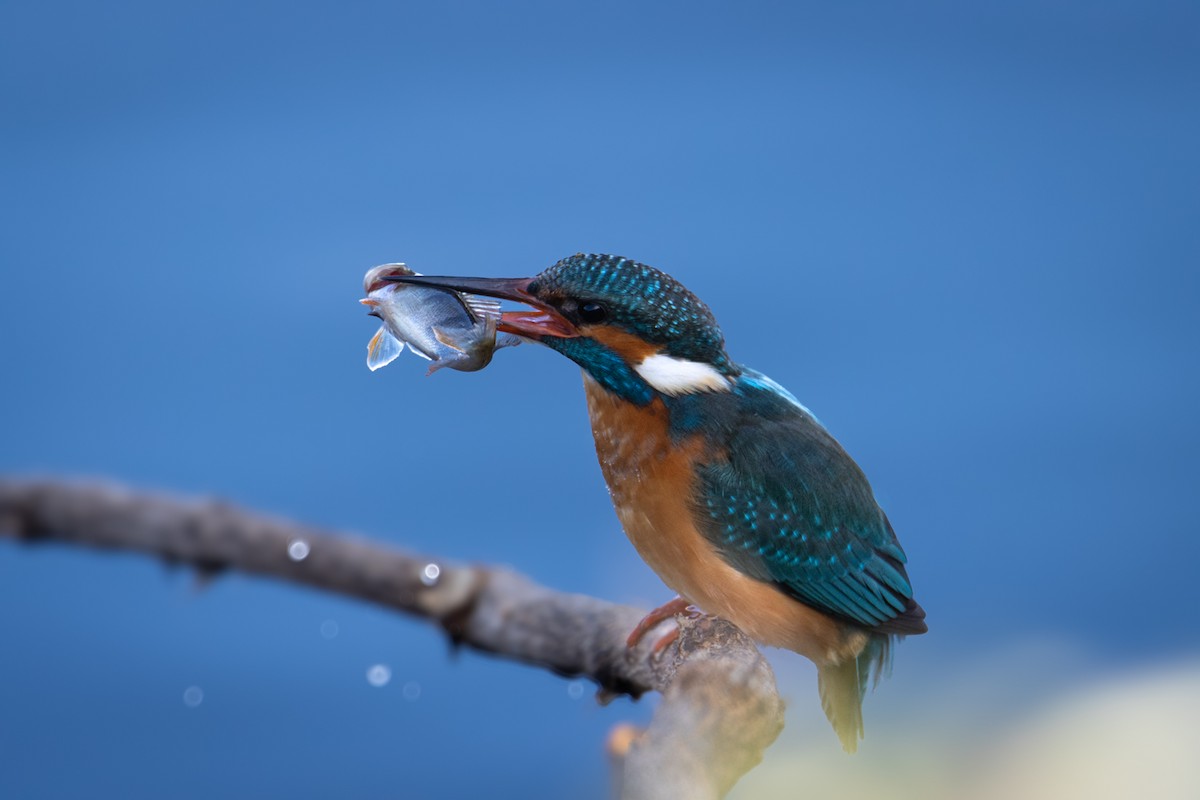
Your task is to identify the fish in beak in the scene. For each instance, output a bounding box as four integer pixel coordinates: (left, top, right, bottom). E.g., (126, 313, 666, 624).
(360, 264, 521, 374)
(380, 274, 579, 340)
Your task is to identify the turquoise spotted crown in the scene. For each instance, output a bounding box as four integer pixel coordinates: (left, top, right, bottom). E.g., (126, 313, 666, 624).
(532, 253, 734, 371)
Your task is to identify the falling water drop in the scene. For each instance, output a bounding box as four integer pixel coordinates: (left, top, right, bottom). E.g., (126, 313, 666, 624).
(183, 686, 204, 707)
(420, 563, 441, 586)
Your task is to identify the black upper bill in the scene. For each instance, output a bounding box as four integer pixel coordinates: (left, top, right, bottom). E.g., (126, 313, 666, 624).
(381, 274, 535, 302)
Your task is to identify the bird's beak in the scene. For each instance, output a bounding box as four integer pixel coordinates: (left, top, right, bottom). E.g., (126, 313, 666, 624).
(381, 275, 579, 339)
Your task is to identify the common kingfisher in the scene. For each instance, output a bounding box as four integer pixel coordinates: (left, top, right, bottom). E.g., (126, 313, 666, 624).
(387, 253, 927, 752)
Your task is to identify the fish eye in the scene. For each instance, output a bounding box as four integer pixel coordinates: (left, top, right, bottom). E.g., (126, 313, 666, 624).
(578, 301, 608, 324)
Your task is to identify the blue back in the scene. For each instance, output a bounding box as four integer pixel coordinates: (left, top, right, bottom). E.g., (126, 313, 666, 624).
(670, 369, 926, 633)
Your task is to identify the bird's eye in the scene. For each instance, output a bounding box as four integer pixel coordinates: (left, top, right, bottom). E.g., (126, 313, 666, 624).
(578, 301, 608, 324)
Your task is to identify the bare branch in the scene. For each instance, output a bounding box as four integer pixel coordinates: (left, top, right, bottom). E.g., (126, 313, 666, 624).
(0, 478, 783, 799)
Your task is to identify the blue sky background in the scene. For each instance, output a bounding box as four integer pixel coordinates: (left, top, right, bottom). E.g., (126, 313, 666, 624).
(2, 2, 1198, 798)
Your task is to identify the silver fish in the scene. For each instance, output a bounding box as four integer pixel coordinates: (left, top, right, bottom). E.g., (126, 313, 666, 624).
(360, 263, 520, 374)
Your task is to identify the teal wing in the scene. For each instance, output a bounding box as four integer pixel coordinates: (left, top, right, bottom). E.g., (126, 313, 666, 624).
(693, 379, 926, 634)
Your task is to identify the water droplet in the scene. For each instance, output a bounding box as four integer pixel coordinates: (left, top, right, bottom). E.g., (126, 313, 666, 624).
(183, 686, 204, 707)
(287, 539, 310, 561)
(366, 664, 392, 687)
(567, 681, 585, 700)
(420, 563, 441, 586)
(402, 681, 421, 701)
(320, 620, 339, 639)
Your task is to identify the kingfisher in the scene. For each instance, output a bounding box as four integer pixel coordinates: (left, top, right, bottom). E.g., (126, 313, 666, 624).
(386, 253, 927, 751)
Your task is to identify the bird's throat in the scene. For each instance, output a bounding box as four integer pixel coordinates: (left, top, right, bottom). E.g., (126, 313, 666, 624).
(546, 337, 656, 405)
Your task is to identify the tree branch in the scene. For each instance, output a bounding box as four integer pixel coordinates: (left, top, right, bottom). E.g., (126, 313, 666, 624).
(0, 478, 783, 799)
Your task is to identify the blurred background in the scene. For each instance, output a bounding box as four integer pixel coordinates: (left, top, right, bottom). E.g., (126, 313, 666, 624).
(2, 1, 1198, 797)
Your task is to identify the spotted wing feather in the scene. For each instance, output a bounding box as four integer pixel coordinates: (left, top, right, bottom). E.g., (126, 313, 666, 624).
(694, 377, 926, 634)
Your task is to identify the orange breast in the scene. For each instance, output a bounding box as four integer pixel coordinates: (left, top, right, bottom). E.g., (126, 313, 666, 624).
(582, 373, 863, 666)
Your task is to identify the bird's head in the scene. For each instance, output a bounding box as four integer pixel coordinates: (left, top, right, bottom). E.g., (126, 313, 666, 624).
(384, 253, 738, 404)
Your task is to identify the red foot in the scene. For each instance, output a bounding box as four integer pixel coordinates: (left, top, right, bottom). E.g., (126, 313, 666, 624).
(626, 596, 703, 652)
(649, 624, 681, 657)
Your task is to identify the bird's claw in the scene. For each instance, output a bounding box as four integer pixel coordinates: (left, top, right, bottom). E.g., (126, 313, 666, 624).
(626, 596, 704, 654)
(648, 623, 681, 658)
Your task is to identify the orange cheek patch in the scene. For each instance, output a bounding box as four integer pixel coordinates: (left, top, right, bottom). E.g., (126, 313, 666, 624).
(585, 326, 659, 364)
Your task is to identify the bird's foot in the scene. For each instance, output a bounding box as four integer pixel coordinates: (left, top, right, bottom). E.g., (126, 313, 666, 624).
(626, 596, 704, 655)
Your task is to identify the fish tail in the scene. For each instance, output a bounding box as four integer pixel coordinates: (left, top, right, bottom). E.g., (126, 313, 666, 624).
(367, 325, 406, 371)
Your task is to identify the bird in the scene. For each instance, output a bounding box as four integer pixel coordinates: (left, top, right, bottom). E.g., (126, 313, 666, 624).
(386, 253, 927, 752)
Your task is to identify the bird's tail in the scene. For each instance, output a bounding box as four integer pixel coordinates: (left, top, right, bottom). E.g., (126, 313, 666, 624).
(817, 634, 893, 753)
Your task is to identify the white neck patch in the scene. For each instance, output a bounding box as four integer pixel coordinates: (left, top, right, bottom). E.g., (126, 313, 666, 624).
(634, 353, 732, 396)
